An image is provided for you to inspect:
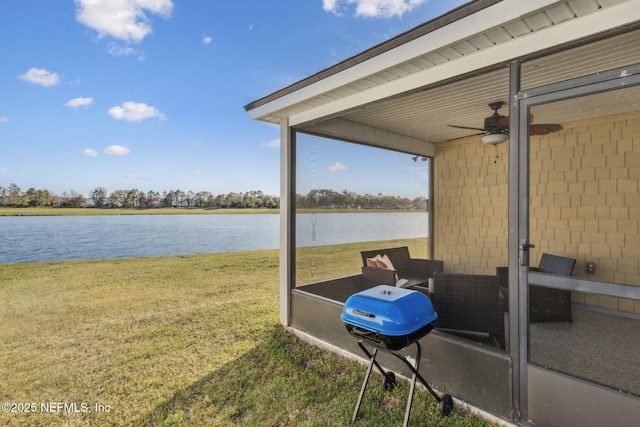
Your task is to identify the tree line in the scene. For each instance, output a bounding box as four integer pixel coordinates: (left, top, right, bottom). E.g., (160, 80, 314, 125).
(296, 189, 427, 211)
(0, 184, 279, 209)
(90, 188, 279, 209)
(0, 183, 87, 208)
(0, 183, 427, 211)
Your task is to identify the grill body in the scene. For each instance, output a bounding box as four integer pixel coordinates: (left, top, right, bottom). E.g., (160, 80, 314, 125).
(341, 285, 452, 425)
(341, 285, 437, 350)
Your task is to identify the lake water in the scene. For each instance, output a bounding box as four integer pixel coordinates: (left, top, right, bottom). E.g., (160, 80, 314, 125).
(0, 212, 428, 263)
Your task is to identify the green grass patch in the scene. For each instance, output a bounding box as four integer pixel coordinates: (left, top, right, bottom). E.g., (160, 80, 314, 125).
(0, 245, 495, 426)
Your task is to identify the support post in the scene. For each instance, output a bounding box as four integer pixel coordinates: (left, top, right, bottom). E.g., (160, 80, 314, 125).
(280, 118, 295, 326)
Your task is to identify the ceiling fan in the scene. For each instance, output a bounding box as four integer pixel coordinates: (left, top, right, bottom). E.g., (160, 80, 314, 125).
(448, 101, 563, 145)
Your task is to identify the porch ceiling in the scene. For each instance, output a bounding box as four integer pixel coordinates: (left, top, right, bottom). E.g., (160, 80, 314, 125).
(303, 27, 640, 148)
(247, 0, 640, 150)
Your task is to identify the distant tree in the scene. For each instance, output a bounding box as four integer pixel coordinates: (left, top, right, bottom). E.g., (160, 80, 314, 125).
(109, 189, 126, 207)
(7, 183, 22, 206)
(185, 190, 195, 207)
(22, 187, 51, 207)
(162, 190, 174, 208)
(124, 189, 139, 208)
(224, 192, 242, 208)
(60, 190, 85, 207)
(195, 191, 211, 208)
(214, 194, 224, 208)
(146, 190, 160, 208)
(136, 190, 146, 208)
(242, 191, 256, 208)
(91, 187, 107, 207)
(173, 189, 185, 207)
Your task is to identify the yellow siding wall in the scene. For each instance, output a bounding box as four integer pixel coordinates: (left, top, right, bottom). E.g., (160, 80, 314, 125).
(434, 111, 640, 313)
(434, 137, 509, 275)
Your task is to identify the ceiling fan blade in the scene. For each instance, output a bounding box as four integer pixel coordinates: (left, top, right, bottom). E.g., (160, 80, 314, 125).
(530, 123, 563, 136)
(448, 124, 487, 132)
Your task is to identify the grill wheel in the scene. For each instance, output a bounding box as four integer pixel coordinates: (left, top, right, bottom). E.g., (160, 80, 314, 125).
(382, 371, 396, 391)
(440, 393, 454, 416)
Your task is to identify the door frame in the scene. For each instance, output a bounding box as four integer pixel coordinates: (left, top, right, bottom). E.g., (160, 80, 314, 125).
(512, 63, 640, 425)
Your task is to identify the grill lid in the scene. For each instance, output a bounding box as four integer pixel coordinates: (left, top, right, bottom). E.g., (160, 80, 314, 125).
(341, 285, 437, 337)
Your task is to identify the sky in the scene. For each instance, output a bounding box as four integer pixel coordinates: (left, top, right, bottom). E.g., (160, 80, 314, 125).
(0, 0, 469, 199)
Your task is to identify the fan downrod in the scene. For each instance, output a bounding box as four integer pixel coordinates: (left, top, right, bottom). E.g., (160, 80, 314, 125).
(488, 101, 504, 113)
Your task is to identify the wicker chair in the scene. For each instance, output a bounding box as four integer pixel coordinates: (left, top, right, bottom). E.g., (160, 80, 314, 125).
(360, 246, 444, 287)
(496, 253, 576, 323)
(430, 272, 505, 350)
(361, 266, 396, 287)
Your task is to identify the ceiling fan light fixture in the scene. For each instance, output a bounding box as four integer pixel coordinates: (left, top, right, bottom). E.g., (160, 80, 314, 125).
(482, 133, 509, 145)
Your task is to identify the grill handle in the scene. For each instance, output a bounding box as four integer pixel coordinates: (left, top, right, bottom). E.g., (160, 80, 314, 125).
(352, 309, 375, 318)
(351, 326, 377, 337)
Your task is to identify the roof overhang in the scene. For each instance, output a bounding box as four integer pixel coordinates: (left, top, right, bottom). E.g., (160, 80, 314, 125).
(246, 0, 640, 129)
(244, 0, 501, 116)
(245, 0, 640, 159)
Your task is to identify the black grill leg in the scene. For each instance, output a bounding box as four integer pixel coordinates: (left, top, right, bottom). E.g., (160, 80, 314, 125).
(388, 341, 452, 424)
(357, 341, 389, 378)
(402, 340, 421, 427)
(403, 363, 419, 427)
(352, 339, 452, 424)
(352, 346, 378, 423)
(391, 342, 441, 403)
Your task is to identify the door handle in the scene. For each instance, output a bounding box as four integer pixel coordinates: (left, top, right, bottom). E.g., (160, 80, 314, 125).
(519, 241, 535, 266)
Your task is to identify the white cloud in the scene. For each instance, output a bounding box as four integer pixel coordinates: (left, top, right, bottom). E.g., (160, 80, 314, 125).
(83, 148, 99, 157)
(323, 0, 427, 18)
(107, 43, 141, 57)
(108, 101, 166, 122)
(104, 145, 132, 155)
(323, 0, 339, 13)
(66, 97, 95, 108)
(75, 0, 174, 43)
(202, 35, 212, 45)
(192, 169, 203, 176)
(328, 162, 347, 172)
(19, 68, 60, 87)
(0, 116, 8, 123)
(262, 138, 280, 149)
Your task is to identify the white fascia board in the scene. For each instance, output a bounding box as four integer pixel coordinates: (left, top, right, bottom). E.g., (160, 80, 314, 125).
(288, 0, 640, 127)
(248, 0, 564, 122)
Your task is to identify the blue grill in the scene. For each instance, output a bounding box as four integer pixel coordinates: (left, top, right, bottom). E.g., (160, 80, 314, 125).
(341, 285, 452, 425)
(341, 285, 437, 350)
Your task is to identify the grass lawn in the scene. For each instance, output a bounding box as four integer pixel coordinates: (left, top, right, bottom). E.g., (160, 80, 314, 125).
(0, 243, 497, 426)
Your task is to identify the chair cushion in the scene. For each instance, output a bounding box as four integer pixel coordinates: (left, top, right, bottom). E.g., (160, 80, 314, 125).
(366, 254, 395, 270)
(365, 254, 398, 282)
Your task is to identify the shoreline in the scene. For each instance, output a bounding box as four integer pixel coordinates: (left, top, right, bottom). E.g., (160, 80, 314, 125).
(0, 207, 278, 216)
(0, 207, 424, 216)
